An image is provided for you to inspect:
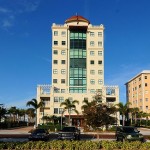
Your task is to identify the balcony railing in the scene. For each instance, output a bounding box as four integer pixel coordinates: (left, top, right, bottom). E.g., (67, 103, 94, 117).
(38, 84, 51, 95)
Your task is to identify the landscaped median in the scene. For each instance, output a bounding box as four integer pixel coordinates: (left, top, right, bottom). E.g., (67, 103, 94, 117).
(0, 140, 150, 150)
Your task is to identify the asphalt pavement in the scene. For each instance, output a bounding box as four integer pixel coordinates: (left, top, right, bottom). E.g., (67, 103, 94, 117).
(0, 126, 150, 141)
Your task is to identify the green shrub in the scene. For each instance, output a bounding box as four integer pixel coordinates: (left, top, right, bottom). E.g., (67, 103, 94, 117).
(0, 140, 150, 150)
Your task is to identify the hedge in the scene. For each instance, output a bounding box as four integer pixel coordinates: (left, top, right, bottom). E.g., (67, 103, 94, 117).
(0, 140, 150, 150)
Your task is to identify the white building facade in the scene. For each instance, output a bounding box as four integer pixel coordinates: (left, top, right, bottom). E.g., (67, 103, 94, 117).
(37, 15, 119, 126)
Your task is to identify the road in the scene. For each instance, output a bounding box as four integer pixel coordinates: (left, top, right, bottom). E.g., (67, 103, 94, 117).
(0, 126, 150, 142)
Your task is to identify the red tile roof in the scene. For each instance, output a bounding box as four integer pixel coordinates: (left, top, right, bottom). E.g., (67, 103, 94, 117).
(65, 15, 90, 24)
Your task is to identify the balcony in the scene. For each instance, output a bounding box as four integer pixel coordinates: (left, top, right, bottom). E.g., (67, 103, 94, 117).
(38, 84, 51, 97)
(102, 85, 119, 104)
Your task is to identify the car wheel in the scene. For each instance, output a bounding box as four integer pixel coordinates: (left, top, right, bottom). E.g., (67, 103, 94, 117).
(116, 137, 119, 141)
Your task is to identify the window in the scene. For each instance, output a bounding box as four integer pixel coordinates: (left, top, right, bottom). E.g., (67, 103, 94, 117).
(98, 70, 103, 75)
(90, 41, 94, 46)
(53, 50, 58, 54)
(146, 98, 148, 101)
(90, 70, 95, 75)
(139, 84, 141, 88)
(54, 87, 60, 93)
(54, 41, 58, 45)
(53, 69, 58, 74)
(90, 60, 94, 64)
(61, 60, 66, 64)
(59, 97, 64, 102)
(53, 79, 57, 83)
(98, 60, 102, 65)
(98, 32, 102, 37)
(62, 41, 66, 45)
(54, 97, 59, 102)
(53, 60, 58, 64)
(61, 79, 65, 84)
(98, 79, 103, 84)
(145, 83, 148, 87)
(54, 31, 58, 36)
(145, 76, 147, 79)
(61, 50, 66, 55)
(90, 79, 95, 84)
(90, 32, 94, 37)
(59, 108, 64, 114)
(139, 77, 141, 81)
(140, 106, 142, 110)
(90, 89, 95, 93)
(145, 90, 148, 94)
(140, 99, 142, 102)
(98, 41, 102, 47)
(90, 51, 94, 55)
(54, 108, 58, 114)
(146, 106, 148, 110)
(98, 51, 102, 56)
(61, 31, 66, 36)
(61, 69, 66, 74)
(61, 89, 65, 93)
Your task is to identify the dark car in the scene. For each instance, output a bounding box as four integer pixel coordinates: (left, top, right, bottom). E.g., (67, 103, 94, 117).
(115, 126, 144, 142)
(58, 126, 80, 140)
(28, 128, 49, 141)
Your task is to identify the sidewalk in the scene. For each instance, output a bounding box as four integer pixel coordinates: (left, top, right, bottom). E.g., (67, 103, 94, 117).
(0, 126, 34, 134)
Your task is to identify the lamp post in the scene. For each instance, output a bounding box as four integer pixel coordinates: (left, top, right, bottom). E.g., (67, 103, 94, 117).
(61, 109, 65, 130)
(42, 100, 45, 125)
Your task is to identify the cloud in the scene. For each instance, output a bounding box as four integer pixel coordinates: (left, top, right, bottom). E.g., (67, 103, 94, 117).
(2, 19, 13, 28)
(0, 7, 11, 13)
(0, 0, 41, 30)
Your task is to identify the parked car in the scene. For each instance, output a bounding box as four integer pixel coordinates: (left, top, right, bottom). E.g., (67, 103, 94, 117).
(58, 126, 80, 140)
(115, 126, 144, 142)
(28, 128, 49, 141)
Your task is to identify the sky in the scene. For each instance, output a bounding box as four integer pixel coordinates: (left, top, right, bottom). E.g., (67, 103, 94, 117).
(0, 0, 150, 109)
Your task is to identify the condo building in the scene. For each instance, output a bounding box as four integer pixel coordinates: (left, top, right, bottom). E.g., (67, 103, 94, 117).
(37, 15, 119, 126)
(125, 70, 150, 113)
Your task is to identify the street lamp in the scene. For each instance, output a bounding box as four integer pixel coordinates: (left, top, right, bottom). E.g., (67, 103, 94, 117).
(61, 109, 65, 130)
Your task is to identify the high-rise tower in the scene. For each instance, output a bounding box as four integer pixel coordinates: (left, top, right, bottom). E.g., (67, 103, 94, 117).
(37, 15, 119, 126)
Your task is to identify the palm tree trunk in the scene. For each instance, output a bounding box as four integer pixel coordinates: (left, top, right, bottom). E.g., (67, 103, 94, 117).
(122, 114, 124, 126)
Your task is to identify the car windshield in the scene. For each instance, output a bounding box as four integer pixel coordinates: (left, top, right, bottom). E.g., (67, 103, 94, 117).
(62, 127, 75, 132)
(123, 127, 139, 133)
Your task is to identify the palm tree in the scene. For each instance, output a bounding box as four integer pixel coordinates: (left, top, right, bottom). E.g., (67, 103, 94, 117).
(8, 107, 18, 122)
(60, 98, 79, 126)
(116, 102, 131, 126)
(26, 98, 44, 126)
(81, 99, 93, 111)
(130, 107, 139, 125)
(0, 107, 7, 122)
(18, 109, 26, 122)
(26, 108, 35, 123)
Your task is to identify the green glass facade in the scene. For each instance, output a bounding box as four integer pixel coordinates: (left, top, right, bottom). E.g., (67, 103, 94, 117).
(69, 29, 87, 93)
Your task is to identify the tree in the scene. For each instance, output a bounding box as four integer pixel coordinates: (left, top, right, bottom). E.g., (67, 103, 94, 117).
(8, 107, 18, 122)
(26, 98, 44, 126)
(26, 108, 35, 123)
(60, 98, 79, 126)
(116, 102, 131, 126)
(81, 99, 95, 111)
(82, 100, 116, 130)
(130, 107, 139, 125)
(0, 106, 7, 122)
(18, 109, 26, 122)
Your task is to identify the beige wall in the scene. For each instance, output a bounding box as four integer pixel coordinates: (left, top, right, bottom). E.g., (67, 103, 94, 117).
(126, 71, 150, 113)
